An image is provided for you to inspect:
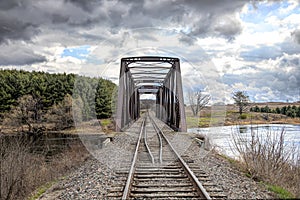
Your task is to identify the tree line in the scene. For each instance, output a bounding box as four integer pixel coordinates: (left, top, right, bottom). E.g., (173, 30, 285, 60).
(250, 105, 300, 118)
(0, 69, 116, 133)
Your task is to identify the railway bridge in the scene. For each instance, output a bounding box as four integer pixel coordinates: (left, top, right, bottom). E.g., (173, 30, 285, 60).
(115, 56, 187, 132)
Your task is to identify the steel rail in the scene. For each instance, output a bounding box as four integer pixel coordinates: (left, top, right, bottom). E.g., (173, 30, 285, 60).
(150, 116, 163, 163)
(149, 116, 212, 200)
(144, 117, 155, 164)
(121, 118, 146, 200)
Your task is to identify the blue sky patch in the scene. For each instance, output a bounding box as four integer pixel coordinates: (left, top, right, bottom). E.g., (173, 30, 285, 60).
(61, 45, 91, 60)
(240, 1, 298, 23)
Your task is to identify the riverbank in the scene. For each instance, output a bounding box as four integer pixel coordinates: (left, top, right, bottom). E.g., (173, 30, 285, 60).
(186, 108, 300, 128)
(0, 135, 91, 200)
(0, 118, 115, 135)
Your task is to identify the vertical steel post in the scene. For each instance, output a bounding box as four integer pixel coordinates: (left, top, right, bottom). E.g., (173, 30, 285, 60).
(156, 90, 160, 118)
(137, 90, 140, 118)
(116, 60, 126, 132)
(174, 61, 187, 132)
(170, 69, 175, 127)
(159, 87, 163, 120)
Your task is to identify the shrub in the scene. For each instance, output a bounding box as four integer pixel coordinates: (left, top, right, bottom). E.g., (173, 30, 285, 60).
(232, 128, 300, 197)
(239, 113, 247, 119)
(0, 136, 90, 200)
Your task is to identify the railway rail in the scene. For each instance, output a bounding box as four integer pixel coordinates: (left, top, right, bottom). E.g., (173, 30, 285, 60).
(108, 113, 226, 199)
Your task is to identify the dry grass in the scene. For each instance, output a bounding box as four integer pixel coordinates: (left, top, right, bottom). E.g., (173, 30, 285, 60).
(0, 136, 90, 200)
(232, 128, 300, 198)
(185, 105, 300, 128)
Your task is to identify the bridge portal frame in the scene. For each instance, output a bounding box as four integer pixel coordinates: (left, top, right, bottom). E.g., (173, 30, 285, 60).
(115, 56, 187, 132)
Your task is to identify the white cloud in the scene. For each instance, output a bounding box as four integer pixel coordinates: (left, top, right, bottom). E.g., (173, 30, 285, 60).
(0, 0, 299, 102)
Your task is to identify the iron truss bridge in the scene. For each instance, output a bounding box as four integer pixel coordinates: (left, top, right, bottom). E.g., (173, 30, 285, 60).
(116, 56, 187, 132)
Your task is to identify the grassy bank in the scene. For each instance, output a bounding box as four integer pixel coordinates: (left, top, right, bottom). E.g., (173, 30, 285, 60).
(221, 127, 300, 198)
(0, 118, 115, 135)
(0, 136, 90, 200)
(185, 106, 300, 128)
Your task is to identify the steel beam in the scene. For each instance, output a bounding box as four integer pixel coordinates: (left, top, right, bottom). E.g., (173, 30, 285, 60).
(116, 56, 186, 132)
(174, 62, 187, 132)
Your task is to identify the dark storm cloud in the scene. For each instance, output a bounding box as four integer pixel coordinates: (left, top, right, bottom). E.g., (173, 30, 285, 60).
(0, 44, 46, 66)
(179, 34, 197, 46)
(214, 16, 242, 39)
(0, 0, 22, 10)
(0, 0, 103, 44)
(121, 0, 246, 40)
(292, 29, 300, 44)
(0, 0, 249, 67)
(0, 0, 247, 44)
(0, 15, 39, 44)
(65, 0, 102, 12)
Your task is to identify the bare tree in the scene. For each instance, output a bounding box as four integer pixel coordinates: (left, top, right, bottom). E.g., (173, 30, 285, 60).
(45, 94, 74, 130)
(3, 95, 44, 133)
(188, 90, 211, 116)
(232, 91, 250, 115)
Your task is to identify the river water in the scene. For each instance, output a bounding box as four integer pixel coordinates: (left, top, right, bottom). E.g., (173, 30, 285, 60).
(188, 124, 300, 159)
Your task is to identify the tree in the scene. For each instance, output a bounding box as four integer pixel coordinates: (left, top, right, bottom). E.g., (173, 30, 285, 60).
(95, 78, 116, 119)
(281, 106, 287, 115)
(286, 109, 296, 118)
(45, 94, 74, 130)
(188, 90, 211, 116)
(3, 95, 44, 133)
(232, 91, 250, 115)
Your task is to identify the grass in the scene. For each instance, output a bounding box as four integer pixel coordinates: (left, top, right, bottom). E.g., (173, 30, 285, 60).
(231, 127, 299, 198)
(186, 116, 200, 127)
(265, 184, 294, 199)
(1, 136, 90, 200)
(100, 118, 112, 126)
(186, 115, 225, 128)
(217, 153, 296, 199)
(184, 106, 300, 129)
(100, 118, 114, 133)
(217, 153, 238, 165)
(28, 181, 56, 200)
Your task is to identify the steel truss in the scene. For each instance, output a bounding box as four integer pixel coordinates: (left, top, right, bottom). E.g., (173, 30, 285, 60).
(116, 56, 187, 132)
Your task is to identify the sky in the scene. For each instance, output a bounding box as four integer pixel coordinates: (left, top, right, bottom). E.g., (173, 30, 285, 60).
(0, 0, 300, 104)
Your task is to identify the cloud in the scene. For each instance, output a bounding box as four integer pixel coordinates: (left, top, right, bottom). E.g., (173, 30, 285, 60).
(0, 0, 299, 103)
(223, 53, 300, 102)
(0, 43, 46, 66)
(0, 0, 248, 44)
(65, 0, 102, 12)
(0, 0, 22, 10)
(240, 45, 282, 61)
(213, 14, 243, 40)
(0, 14, 39, 44)
(292, 29, 300, 44)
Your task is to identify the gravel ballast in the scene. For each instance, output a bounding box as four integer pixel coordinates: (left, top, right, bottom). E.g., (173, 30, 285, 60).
(38, 119, 276, 199)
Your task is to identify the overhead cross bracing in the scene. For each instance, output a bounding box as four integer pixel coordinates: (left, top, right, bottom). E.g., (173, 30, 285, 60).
(116, 56, 187, 132)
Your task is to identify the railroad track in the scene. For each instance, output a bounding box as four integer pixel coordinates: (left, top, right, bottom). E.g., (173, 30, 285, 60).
(108, 113, 226, 199)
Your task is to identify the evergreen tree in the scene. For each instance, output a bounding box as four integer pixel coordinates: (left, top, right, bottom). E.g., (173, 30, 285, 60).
(0, 69, 116, 128)
(232, 91, 250, 115)
(281, 106, 287, 115)
(95, 78, 116, 118)
(275, 107, 281, 114)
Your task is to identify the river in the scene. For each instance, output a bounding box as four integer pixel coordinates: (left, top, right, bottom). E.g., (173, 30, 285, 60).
(188, 124, 300, 159)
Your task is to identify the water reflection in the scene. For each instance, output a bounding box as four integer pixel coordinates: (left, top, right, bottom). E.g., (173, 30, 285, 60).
(188, 124, 300, 159)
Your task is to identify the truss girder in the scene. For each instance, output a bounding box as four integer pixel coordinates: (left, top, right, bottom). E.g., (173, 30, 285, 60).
(116, 56, 186, 132)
